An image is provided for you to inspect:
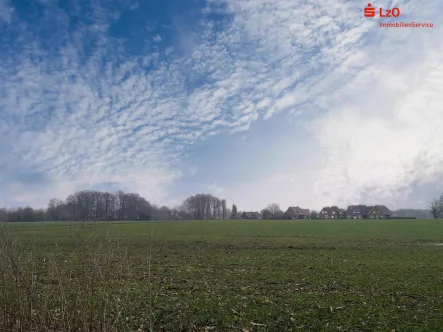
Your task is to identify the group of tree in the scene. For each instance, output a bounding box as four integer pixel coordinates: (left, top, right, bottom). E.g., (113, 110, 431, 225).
(181, 194, 227, 220)
(0, 190, 231, 222)
(260, 203, 284, 219)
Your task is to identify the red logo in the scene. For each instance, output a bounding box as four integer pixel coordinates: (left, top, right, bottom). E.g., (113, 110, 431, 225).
(364, 3, 375, 17)
(364, 3, 401, 18)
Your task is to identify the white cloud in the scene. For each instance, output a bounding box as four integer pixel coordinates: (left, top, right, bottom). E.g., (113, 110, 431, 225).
(213, 0, 443, 210)
(312, 48, 443, 207)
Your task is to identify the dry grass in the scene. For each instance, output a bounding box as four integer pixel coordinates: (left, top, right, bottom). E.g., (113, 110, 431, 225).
(0, 223, 153, 332)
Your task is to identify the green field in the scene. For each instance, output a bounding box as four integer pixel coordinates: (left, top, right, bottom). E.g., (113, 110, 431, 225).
(1, 219, 442, 331)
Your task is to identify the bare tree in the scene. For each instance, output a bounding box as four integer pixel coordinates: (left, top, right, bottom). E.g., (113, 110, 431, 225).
(429, 198, 442, 219)
(262, 203, 283, 219)
(230, 204, 238, 219)
(221, 199, 227, 220)
(268, 203, 282, 216)
(0, 206, 46, 222)
(260, 208, 272, 220)
(0, 208, 8, 222)
(181, 194, 225, 220)
(47, 198, 65, 220)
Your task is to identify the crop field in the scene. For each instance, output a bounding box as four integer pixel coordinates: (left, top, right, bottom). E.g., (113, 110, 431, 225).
(0, 219, 442, 331)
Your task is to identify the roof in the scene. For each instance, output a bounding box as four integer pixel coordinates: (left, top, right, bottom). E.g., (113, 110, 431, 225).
(346, 205, 368, 216)
(363, 206, 374, 215)
(287, 206, 309, 216)
(375, 205, 392, 215)
(287, 206, 301, 213)
(320, 207, 333, 214)
(331, 206, 341, 213)
(347, 205, 392, 216)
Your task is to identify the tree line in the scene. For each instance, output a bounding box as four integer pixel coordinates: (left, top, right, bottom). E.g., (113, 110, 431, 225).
(0, 190, 233, 222)
(1, 189, 440, 222)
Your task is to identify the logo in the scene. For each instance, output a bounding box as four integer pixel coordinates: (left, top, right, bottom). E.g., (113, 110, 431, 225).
(364, 3, 401, 18)
(364, 3, 375, 17)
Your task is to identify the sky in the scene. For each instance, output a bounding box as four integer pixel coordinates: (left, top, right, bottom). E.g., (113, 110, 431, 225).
(0, 0, 442, 212)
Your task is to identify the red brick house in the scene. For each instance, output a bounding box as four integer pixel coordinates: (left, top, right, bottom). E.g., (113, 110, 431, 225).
(284, 206, 310, 219)
(318, 206, 345, 219)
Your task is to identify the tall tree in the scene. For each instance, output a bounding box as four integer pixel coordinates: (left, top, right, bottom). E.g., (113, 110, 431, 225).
(47, 198, 60, 220)
(231, 204, 238, 219)
(221, 199, 227, 220)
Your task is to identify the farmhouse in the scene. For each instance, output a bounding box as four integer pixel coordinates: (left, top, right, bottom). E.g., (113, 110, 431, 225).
(346, 205, 392, 219)
(285, 206, 310, 219)
(365, 205, 392, 219)
(319, 206, 345, 219)
(346, 205, 367, 219)
(241, 212, 261, 219)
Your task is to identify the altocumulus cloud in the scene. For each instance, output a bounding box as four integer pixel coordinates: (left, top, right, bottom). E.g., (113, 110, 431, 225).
(0, 0, 442, 209)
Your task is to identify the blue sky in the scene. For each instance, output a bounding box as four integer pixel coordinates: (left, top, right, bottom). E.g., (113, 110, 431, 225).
(0, 0, 442, 211)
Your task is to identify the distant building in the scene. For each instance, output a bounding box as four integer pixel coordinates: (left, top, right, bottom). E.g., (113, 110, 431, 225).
(285, 206, 310, 219)
(365, 205, 392, 219)
(346, 205, 392, 219)
(241, 212, 261, 219)
(346, 205, 367, 219)
(318, 206, 344, 219)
